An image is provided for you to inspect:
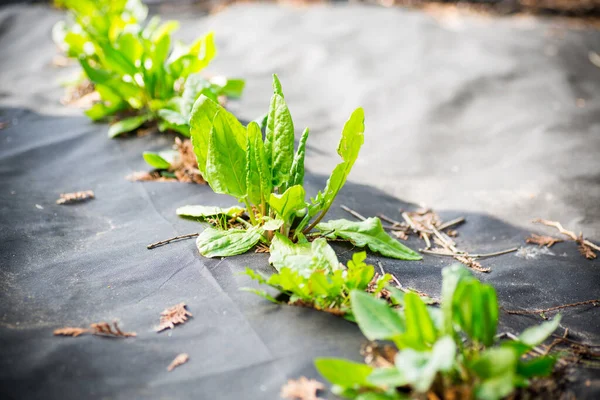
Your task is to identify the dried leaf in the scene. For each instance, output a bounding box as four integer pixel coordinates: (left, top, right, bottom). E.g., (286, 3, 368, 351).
(90, 321, 136, 337)
(255, 243, 271, 253)
(577, 239, 597, 260)
(280, 376, 325, 400)
(167, 353, 189, 371)
(157, 303, 193, 332)
(445, 229, 458, 237)
(54, 327, 89, 337)
(526, 233, 563, 248)
(56, 190, 95, 205)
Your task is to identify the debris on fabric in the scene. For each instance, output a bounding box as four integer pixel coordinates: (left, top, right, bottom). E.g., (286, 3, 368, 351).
(126, 171, 177, 182)
(526, 233, 563, 247)
(167, 353, 189, 371)
(53, 327, 88, 337)
(156, 303, 193, 332)
(54, 321, 136, 338)
(56, 190, 95, 205)
(280, 376, 325, 400)
(129, 138, 205, 184)
(533, 219, 599, 260)
(60, 80, 97, 108)
(343, 205, 516, 272)
(361, 341, 397, 368)
(516, 246, 555, 260)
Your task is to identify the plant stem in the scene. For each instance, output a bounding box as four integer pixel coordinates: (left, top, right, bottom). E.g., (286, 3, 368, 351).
(243, 199, 257, 225)
(236, 217, 253, 229)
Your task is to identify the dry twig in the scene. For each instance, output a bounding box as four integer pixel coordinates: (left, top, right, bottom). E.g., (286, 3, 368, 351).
(534, 219, 599, 259)
(167, 353, 189, 371)
(147, 233, 199, 249)
(280, 377, 325, 400)
(503, 299, 599, 316)
(156, 303, 193, 332)
(56, 190, 95, 205)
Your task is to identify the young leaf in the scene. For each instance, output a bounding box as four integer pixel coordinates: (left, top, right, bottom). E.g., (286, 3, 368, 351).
(315, 358, 373, 388)
(264, 74, 295, 188)
(196, 226, 263, 258)
(268, 233, 313, 272)
(470, 347, 518, 400)
(108, 114, 150, 138)
(312, 108, 365, 215)
(143, 149, 178, 169)
(516, 356, 556, 378)
(367, 368, 407, 388)
(317, 218, 422, 260)
(441, 264, 472, 336)
(176, 205, 245, 219)
(245, 121, 263, 206)
(452, 277, 498, 346)
(157, 109, 189, 135)
(395, 292, 438, 350)
(288, 127, 309, 189)
(350, 290, 405, 341)
(394, 336, 456, 393)
(189, 95, 219, 176)
(518, 315, 562, 348)
(269, 185, 306, 223)
(204, 110, 248, 198)
(310, 238, 341, 273)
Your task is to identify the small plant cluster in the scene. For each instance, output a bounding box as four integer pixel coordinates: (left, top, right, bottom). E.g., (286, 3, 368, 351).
(305, 264, 561, 400)
(177, 75, 421, 262)
(243, 251, 393, 317)
(53, 0, 244, 138)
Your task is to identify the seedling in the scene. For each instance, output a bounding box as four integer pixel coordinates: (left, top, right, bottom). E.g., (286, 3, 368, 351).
(315, 265, 561, 400)
(177, 75, 421, 264)
(53, 0, 244, 137)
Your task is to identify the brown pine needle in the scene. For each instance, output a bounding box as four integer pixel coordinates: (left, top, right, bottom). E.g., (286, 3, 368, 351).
(54, 321, 135, 338)
(533, 219, 600, 259)
(280, 377, 325, 400)
(90, 321, 136, 337)
(167, 353, 189, 371)
(156, 303, 193, 332)
(54, 327, 89, 337)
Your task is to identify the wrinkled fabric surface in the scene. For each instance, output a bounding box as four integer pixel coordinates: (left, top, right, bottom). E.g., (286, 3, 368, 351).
(0, 3, 599, 399)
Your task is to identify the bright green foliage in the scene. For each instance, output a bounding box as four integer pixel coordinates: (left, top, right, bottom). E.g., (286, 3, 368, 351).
(142, 149, 179, 170)
(242, 251, 391, 317)
(317, 218, 422, 260)
(180, 75, 420, 262)
(54, 0, 244, 136)
(316, 265, 561, 400)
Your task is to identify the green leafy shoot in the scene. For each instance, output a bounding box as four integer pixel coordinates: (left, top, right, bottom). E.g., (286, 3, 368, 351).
(178, 75, 421, 263)
(315, 265, 562, 400)
(54, 0, 244, 136)
(241, 251, 391, 318)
